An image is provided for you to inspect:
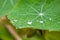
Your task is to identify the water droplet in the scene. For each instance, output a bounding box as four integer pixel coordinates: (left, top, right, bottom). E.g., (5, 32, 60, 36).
(13, 19, 18, 22)
(27, 21, 32, 25)
(39, 13, 44, 16)
(40, 20, 44, 23)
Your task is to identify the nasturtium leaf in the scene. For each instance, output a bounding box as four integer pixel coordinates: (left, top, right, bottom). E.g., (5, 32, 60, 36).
(8, 0, 60, 31)
(0, 0, 60, 31)
(0, 0, 19, 17)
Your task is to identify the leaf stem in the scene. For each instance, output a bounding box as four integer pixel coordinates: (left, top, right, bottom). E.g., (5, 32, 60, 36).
(0, 16, 22, 40)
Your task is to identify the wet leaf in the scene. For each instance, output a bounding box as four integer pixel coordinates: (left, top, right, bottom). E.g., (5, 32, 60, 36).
(0, 0, 19, 17)
(8, 0, 60, 31)
(0, 0, 60, 31)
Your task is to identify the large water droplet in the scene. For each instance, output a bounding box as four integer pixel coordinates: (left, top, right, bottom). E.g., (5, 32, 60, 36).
(39, 13, 44, 16)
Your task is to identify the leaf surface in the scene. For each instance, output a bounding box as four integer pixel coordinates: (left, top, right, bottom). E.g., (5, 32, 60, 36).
(0, 0, 19, 17)
(0, 0, 60, 31)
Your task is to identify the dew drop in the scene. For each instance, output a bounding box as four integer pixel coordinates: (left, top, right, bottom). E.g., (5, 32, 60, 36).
(13, 19, 18, 22)
(40, 20, 44, 23)
(27, 21, 32, 25)
(39, 13, 44, 16)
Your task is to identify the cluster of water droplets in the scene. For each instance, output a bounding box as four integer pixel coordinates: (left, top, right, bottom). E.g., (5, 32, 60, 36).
(1, 0, 59, 31)
(11, 0, 58, 26)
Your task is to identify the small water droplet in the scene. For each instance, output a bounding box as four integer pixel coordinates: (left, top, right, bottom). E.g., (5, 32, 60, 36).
(40, 20, 44, 23)
(27, 21, 32, 25)
(13, 19, 18, 22)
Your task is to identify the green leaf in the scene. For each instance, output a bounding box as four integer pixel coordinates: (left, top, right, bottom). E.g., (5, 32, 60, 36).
(0, 0, 60, 31)
(0, 0, 19, 17)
